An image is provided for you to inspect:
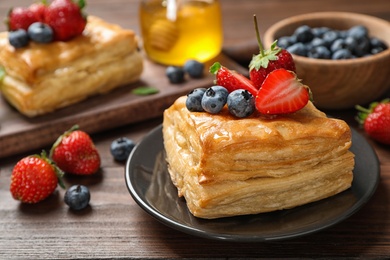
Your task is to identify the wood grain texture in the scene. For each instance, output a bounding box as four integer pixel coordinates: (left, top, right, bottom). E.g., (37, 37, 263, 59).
(0, 0, 390, 259)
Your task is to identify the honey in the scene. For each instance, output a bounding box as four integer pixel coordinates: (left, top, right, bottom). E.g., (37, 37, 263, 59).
(139, 0, 223, 66)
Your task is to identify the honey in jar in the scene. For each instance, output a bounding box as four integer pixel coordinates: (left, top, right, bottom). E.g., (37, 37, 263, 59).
(139, 0, 223, 66)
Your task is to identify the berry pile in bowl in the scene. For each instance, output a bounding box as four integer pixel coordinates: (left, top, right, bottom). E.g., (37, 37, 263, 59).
(264, 12, 390, 110)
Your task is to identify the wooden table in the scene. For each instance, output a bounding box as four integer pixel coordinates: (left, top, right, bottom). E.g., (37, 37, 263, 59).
(1, 0, 390, 258)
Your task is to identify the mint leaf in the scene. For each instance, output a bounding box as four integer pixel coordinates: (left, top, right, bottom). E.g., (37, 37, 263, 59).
(132, 86, 159, 96)
(0, 67, 5, 83)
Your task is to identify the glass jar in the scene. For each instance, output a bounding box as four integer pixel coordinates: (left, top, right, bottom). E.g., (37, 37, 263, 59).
(139, 0, 223, 66)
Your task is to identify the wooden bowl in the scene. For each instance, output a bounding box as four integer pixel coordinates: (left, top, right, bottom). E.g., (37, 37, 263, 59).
(264, 12, 390, 110)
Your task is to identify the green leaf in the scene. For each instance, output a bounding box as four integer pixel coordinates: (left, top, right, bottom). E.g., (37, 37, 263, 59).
(209, 62, 221, 75)
(0, 67, 5, 83)
(131, 86, 159, 96)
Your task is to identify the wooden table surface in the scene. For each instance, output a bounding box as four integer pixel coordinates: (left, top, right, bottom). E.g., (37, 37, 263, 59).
(1, 0, 390, 259)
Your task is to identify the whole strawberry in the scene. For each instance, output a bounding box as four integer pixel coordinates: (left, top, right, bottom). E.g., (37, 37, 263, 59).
(356, 99, 390, 145)
(249, 15, 296, 89)
(10, 151, 64, 204)
(210, 62, 258, 97)
(7, 7, 37, 31)
(44, 0, 87, 41)
(50, 125, 101, 175)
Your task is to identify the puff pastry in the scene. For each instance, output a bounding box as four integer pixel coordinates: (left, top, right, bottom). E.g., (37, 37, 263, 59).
(163, 96, 354, 219)
(0, 16, 143, 117)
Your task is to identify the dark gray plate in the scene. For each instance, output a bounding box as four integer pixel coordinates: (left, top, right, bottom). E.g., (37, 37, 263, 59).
(125, 125, 380, 242)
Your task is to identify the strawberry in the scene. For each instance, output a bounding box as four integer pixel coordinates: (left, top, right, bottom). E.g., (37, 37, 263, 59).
(10, 151, 64, 204)
(356, 99, 390, 145)
(249, 15, 296, 89)
(210, 62, 258, 97)
(255, 68, 311, 115)
(29, 2, 47, 22)
(44, 0, 87, 41)
(6, 7, 37, 31)
(50, 125, 101, 175)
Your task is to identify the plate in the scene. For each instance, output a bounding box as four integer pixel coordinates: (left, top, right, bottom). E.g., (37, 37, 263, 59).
(125, 125, 380, 242)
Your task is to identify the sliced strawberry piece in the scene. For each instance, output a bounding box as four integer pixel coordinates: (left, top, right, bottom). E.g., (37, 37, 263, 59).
(210, 62, 258, 97)
(255, 69, 311, 115)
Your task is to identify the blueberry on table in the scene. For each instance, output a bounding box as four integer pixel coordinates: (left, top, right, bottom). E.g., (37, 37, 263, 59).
(166, 66, 185, 84)
(64, 185, 91, 211)
(8, 29, 29, 48)
(227, 89, 255, 118)
(28, 22, 53, 43)
(201, 86, 228, 114)
(110, 137, 136, 162)
(186, 88, 206, 112)
(184, 60, 204, 78)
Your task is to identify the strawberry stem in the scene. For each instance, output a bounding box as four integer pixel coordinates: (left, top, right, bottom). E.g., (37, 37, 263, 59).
(253, 14, 264, 57)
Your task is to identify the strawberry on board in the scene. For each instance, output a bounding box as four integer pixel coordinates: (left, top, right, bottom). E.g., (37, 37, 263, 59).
(255, 68, 311, 115)
(249, 15, 296, 89)
(356, 99, 390, 145)
(210, 62, 258, 97)
(44, 0, 87, 41)
(50, 125, 101, 175)
(10, 151, 65, 204)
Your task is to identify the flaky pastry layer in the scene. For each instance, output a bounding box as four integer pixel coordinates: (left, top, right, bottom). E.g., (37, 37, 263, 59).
(0, 16, 143, 117)
(163, 96, 354, 219)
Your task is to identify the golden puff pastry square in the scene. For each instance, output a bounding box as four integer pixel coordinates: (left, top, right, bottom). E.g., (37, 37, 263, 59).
(163, 96, 354, 219)
(0, 16, 143, 117)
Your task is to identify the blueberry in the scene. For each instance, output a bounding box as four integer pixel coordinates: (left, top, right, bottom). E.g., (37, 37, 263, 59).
(64, 185, 91, 211)
(184, 60, 204, 78)
(353, 36, 371, 57)
(348, 25, 368, 39)
(277, 36, 293, 49)
(287, 42, 308, 57)
(110, 137, 136, 162)
(370, 37, 388, 50)
(28, 22, 53, 43)
(293, 25, 314, 43)
(8, 29, 29, 48)
(330, 38, 349, 53)
(227, 89, 255, 118)
(322, 30, 339, 48)
(166, 66, 185, 83)
(308, 46, 331, 59)
(310, 37, 327, 48)
(332, 49, 353, 59)
(201, 86, 228, 114)
(186, 88, 206, 112)
(312, 27, 331, 38)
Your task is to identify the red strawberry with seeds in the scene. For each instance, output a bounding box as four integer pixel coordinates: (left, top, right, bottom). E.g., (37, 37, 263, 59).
(249, 15, 296, 89)
(7, 7, 37, 31)
(210, 62, 258, 97)
(29, 2, 47, 22)
(44, 0, 87, 41)
(255, 68, 311, 115)
(50, 125, 101, 175)
(10, 151, 64, 204)
(356, 99, 390, 145)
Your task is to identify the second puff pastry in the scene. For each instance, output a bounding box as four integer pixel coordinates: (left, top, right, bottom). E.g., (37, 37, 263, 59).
(0, 16, 143, 117)
(163, 96, 355, 219)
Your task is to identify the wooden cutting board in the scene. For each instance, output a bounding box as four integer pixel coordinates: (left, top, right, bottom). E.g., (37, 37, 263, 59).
(0, 54, 247, 159)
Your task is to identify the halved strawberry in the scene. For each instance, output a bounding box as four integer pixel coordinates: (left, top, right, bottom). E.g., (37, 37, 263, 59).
(255, 69, 311, 115)
(210, 62, 258, 97)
